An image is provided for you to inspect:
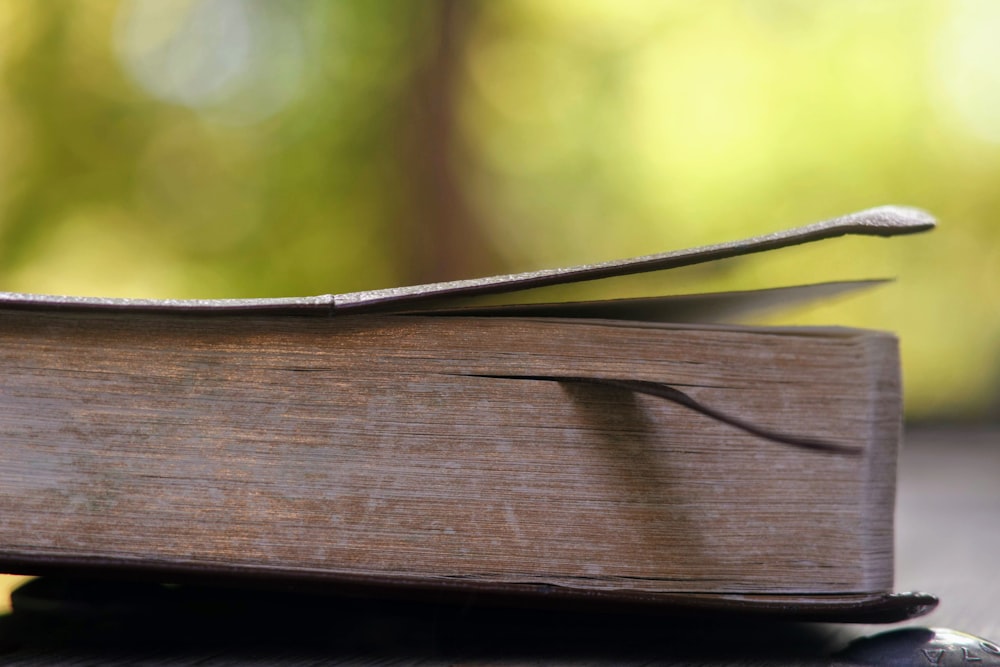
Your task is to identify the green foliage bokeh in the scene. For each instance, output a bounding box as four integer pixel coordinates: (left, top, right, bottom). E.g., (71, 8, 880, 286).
(0, 0, 998, 419)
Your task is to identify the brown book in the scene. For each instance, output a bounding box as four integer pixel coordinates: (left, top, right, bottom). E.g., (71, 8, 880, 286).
(0, 207, 938, 622)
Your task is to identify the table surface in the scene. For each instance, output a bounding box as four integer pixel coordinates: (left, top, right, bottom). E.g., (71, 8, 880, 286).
(0, 426, 996, 665)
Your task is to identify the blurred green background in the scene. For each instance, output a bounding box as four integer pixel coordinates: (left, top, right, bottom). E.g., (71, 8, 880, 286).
(0, 0, 997, 423)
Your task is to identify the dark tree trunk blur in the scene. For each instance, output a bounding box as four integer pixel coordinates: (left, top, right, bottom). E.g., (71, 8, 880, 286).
(396, 0, 502, 285)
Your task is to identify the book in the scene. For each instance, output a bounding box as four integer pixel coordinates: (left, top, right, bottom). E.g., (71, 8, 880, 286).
(0, 206, 938, 622)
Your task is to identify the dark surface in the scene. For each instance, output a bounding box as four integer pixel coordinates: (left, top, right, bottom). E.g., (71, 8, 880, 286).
(0, 425, 995, 665)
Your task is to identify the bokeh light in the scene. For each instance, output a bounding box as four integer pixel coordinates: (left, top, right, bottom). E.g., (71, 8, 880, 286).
(115, 0, 308, 125)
